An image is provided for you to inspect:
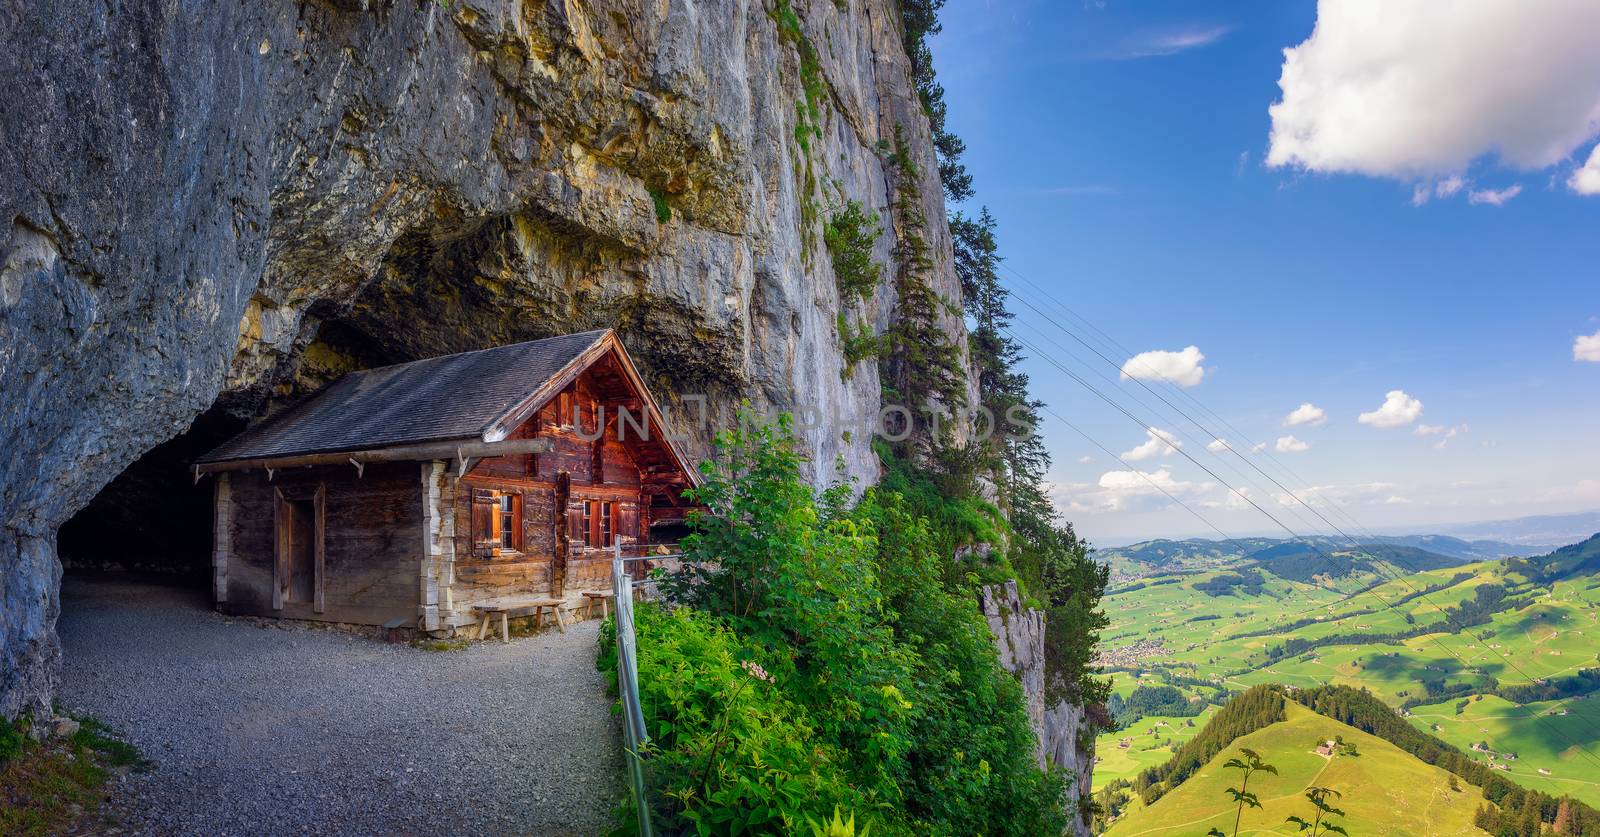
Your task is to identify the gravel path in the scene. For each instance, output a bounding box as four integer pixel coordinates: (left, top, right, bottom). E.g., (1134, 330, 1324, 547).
(57, 577, 622, 836)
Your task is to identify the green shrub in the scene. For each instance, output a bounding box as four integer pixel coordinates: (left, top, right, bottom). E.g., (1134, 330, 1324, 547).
(667, 413, 917, 807)
(824, 200, 883, 303)
(649, 188, 672, 224)
(604, 605, 866, 834)
(633, 413, 1069, 835)
(853, 489, 1069, 834)
(837, 313, 882, 378)
(0, 717, 24, 764)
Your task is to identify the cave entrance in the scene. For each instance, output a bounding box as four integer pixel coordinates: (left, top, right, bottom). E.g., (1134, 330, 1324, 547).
(57, 405, 245, 587)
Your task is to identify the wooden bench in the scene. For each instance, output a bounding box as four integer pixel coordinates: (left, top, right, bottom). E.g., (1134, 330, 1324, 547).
(473, 598, 566, 643)
(581, 590, 615, 620)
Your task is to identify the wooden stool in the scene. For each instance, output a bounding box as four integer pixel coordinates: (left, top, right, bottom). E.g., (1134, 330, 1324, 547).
(582, 591, 615, 620)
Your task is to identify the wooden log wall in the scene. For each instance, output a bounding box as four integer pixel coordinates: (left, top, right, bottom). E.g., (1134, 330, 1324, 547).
(222, 461, 422, 626)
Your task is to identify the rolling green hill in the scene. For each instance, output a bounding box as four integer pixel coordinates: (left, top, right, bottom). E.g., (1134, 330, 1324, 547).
(1094, 534, 1600, 816)
(1105, 702, 1488, 836)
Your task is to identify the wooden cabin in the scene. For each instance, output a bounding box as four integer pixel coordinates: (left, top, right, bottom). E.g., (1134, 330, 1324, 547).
(196, 329, 700, 632)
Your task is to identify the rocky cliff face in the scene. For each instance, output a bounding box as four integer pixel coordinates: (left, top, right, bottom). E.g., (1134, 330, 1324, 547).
(2, 0, 952, 721)
(2, 1, 1087, 800)
(982, 581, 1096, 837)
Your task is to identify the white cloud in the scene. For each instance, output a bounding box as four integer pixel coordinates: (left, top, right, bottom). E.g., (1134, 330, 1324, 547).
(1266, 0, 1600, 178)
(1575, 329, 1600, 362)
(1283, 403, 1327, 427)
(1275, 435, 1311, 453)
(1206, 438, 1232, 454)
(1358, 390, 1424, 428)
(1273, 481, 1397, 509)
(1412, 175, 1467, 206)
(1098, 24, 1233, 60)
(1467, 184, 1523, 206)
(1098, 468, 1185, 492)
(1120, 346, 1207, 387)
(1417, 424, 1468, 449)
(1250, 442, 1268, 454)
(1077, 455, 1095, 465)
(1053, 468, 1214, 514)
(1202, 486, 1254, 511)
(1122, 427, 1183, 462)
(1570, 145, 1600, 195)
(1385, 495, 1412, 505)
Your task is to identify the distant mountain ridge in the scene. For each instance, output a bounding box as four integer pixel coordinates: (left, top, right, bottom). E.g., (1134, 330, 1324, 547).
(1425, 509, 1600, 549)
(1100, 532, 1527, 574)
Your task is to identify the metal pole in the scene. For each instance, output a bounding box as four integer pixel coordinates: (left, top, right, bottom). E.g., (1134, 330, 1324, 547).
(613, 542, 653, 836)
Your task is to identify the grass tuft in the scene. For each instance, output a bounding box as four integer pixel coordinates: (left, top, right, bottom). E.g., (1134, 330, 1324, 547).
(0, 712, 145, 836)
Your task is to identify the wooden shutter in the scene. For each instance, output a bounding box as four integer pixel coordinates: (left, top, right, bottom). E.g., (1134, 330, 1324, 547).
(471, 489, 500, 556)
(568, 500, 586, 548)
(510, 493, 524, 551)
(619, 503, 640, 545)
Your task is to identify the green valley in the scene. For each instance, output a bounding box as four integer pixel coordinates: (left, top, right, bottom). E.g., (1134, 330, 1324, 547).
(1107, 702, 1485, 836)
(1093, 533, 1600, 833)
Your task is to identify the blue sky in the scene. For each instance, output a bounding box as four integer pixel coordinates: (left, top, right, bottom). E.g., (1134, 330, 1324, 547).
(931, 0, 1600, 544)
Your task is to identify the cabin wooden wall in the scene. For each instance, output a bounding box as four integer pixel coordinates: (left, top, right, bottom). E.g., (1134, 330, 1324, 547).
(222, 462, 422, 625)
(446, 375, 651, 613)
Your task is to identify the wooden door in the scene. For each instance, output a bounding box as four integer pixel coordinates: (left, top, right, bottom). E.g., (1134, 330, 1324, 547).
(273, 485, 326, 612)
(286, 498, 315, 604)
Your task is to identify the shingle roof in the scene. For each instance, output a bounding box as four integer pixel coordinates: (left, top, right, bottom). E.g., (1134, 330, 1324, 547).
(199, 330, 611, 463)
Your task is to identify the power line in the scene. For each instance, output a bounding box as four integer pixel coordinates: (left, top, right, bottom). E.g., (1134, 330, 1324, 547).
(998, 322, 1600, 770)
(995, 275, 1600, 765)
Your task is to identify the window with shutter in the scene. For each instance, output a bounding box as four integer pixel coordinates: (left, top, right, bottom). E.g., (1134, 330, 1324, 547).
(472, 489, 503, 556)
(601, 501, 613, 547)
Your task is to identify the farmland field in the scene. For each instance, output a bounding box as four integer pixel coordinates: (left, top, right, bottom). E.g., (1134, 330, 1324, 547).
(1104, 703, 1487, 836)
(1092, 534, 1600, 812)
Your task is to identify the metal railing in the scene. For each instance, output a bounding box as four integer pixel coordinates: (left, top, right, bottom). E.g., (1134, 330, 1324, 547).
(611, 541, 683, 837)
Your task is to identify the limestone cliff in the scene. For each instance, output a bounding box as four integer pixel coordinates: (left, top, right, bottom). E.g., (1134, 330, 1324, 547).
(982, 581, 1097, 837)
(0, 1, 1087, 802)
(2, 0, 949, 720)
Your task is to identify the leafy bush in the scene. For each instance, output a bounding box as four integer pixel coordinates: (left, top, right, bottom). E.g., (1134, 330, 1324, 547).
(667, 414, 918, 807)
(824, 200, 883, 303)
(601, 605, 865, 834)
(649, 188, 672, 224)
(853, 488, 1068, 834)
(837, 313, 882, 378)
(0, 717, 24, 764)
(628, 413, 1068, 835)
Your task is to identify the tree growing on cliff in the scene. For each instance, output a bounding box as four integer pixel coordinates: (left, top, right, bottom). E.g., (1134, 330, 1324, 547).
(880, 128, 968, 448)
(898, 0, 971, 202)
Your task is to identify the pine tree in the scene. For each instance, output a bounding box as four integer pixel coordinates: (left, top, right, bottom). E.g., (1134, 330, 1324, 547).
(897, 0, 971, 202)
(880, 127, 967, 450)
